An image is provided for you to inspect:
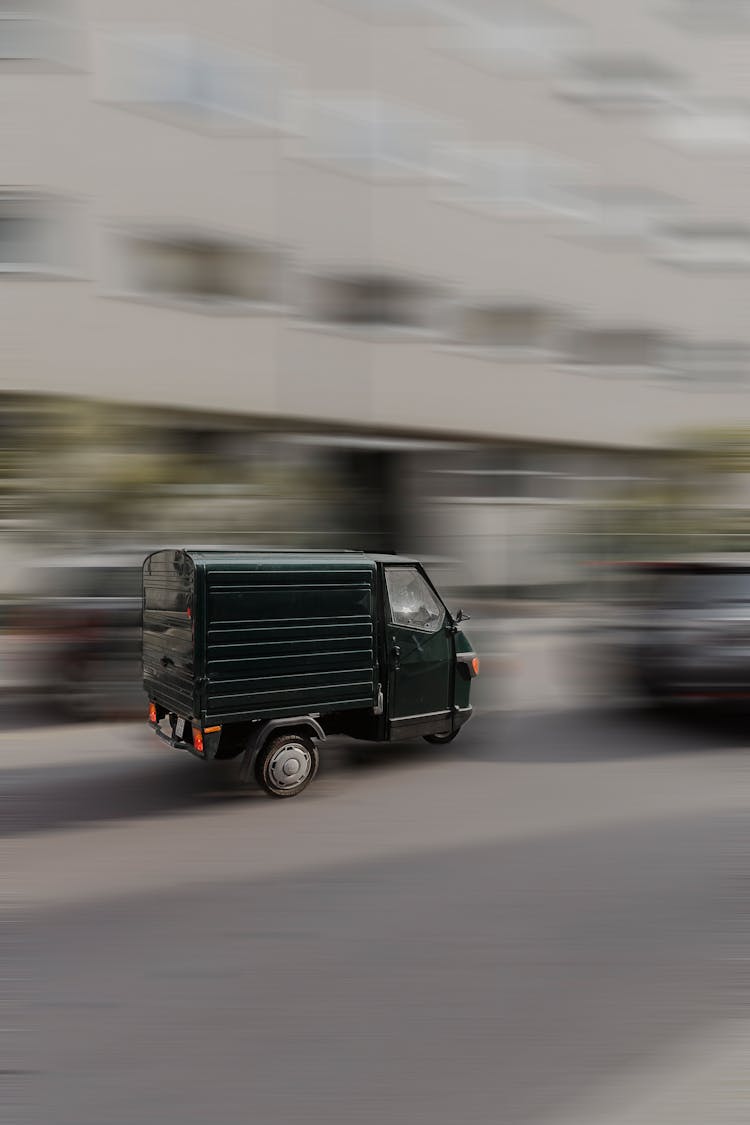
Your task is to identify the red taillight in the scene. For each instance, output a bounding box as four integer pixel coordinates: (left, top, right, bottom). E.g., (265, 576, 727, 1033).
(472, 657, 480, 676)
(192, 727, 204, 753)
(148, 702, 157, 723)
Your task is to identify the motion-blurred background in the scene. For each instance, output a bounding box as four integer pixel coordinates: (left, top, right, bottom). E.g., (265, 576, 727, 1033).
(3, 0, 750, 716)
(3, 6, 750, 1124)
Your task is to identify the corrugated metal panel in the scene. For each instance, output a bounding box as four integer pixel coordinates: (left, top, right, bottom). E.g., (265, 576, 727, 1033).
(203, 562, 377, 721)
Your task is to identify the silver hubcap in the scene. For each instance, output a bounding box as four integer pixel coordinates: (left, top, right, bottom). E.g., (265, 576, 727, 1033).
(268, 742, 312, 790)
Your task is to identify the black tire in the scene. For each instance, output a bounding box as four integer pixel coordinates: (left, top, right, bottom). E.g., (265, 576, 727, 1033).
(423, 729, 460, 745)
(254, 732, 319, 798)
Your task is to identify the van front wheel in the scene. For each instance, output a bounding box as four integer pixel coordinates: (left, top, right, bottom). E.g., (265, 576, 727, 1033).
(255, 732, 319, 798)
(424, 730, 459, 745)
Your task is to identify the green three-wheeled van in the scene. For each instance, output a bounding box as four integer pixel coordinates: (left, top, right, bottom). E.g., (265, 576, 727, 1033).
(143, 550, 478, 798)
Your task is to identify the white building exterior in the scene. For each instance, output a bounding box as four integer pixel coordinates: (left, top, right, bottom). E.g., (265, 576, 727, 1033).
(3, 0, 749, 586)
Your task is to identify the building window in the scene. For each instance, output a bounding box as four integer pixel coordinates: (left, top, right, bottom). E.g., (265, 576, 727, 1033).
(290, 94, 451, 181)
(654, 223, 750, 270)
(95, 29, 288, 133)
(672, 342, 750, 389)
(0, 1, 83, 70)
(566, 328, 676, 378)
(568, 332, 749, 388)
(557, 53, 684, 113)
(436, 145, 582, 217)
(0, 191, 82, 275)
(302, 272, 439, 334)
(452, 303, 563, 357)
(105, 227, 285, 312)
(431, 2, 583, 75)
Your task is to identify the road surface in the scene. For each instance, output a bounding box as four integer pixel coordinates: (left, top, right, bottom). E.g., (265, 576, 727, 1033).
(6, 707, 748, 1124)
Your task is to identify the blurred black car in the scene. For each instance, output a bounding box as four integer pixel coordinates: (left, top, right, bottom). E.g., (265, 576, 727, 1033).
(14, 552, 144, 720)
(618, 557, 750, 705)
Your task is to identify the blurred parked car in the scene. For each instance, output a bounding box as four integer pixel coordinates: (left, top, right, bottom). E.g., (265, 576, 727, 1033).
(614, 556, 750, 706)
(11, 551, 145, 720)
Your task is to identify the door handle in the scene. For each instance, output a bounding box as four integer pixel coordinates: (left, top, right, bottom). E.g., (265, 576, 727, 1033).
(391, 644, 401, 669)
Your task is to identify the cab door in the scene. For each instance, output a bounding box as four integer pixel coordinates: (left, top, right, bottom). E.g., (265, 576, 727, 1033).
(384, 565, 453, 738)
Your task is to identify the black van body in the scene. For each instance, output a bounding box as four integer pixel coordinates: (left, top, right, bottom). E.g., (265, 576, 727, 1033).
(143, 549, 477, 797)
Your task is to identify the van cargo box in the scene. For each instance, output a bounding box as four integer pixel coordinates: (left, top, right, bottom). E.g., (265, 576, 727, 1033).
(143, 549, 378, 724)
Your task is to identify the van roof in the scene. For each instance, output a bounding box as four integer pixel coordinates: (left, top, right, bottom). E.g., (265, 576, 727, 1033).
(179, 549, 419, 566)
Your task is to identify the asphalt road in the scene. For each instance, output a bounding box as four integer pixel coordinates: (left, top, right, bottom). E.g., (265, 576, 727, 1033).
(7, 707, 749, 1125)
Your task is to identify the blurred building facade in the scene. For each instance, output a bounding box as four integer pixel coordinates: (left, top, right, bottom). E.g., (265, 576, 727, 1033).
(3, 1, 750, 590)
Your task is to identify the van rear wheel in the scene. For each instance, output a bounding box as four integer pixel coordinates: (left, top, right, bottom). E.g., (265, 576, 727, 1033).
(255, 732, 319, 798)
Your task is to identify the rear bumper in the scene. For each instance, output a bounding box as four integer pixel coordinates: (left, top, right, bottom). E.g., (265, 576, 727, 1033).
(148, 719, 206, 760)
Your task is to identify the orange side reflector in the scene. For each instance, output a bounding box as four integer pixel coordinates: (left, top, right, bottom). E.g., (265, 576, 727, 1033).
(472, 657, 480, 676)
(204, 725, 222, 734)
(192, 728, 204, 753)
(148, 702, 157, 723)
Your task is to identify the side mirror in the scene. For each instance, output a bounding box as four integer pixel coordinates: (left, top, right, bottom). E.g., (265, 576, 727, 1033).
(454, 608, 471, 624)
